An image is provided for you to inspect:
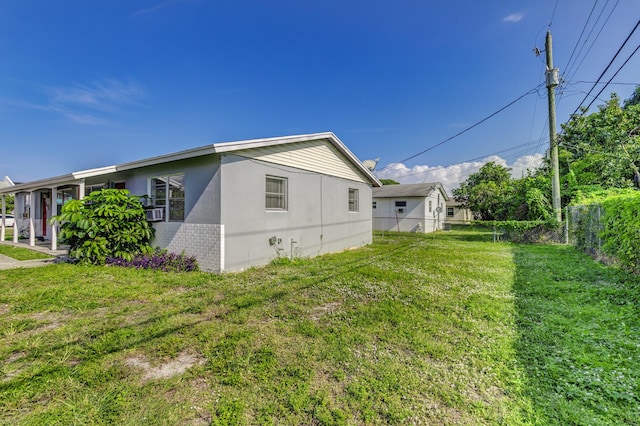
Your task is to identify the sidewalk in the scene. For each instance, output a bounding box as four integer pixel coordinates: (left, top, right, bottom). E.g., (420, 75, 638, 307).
(0, 242, 68, 270)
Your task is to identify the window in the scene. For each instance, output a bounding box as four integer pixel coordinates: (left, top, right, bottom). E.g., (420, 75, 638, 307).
(447, 207, 454, 217)
(348, 188, 359, 212)
(150, 174, 185, 221)
(429, 200, 432, 212)
(372, 201, 377, 209)
(85, 184, 105, 196)
(266, 175, 288, 210)
(395, 201, 406, 207)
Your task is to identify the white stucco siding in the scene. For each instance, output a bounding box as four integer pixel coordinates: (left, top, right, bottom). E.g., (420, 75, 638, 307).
(373, 193, 446, 233)
(219, 154, 372, 272)
(234, 139, 370, 184)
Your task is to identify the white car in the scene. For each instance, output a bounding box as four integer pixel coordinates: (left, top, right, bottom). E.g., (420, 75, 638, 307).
(1, 214, 15, 227)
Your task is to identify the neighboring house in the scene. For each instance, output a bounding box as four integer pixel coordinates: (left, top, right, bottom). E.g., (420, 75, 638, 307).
(372, 183, 449, 233)
(0, 133, 381, 272)
(0, 176, 14, 189)
(445, 200, 472, 225)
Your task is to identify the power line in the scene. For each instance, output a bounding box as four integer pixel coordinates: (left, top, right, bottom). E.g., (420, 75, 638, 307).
(568, 18, 640, 118)
(583, 42, 640, 112)
(378, 138, 545, 180)
(562, 0, 599, 78)
(562, 0, 621, 92)
(391, 86, 541, 166)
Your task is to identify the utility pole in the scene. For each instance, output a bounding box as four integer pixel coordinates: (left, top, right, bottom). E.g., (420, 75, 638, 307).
(545, 31, 562, 223)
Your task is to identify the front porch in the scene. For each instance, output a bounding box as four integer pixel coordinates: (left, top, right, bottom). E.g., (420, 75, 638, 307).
(1, 182, 84, 252)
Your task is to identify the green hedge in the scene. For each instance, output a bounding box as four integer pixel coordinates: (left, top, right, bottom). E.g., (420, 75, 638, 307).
(474, 220, 561, 243)
(571, 190, 640, 272)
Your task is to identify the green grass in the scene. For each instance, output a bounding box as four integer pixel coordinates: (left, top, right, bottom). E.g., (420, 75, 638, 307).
(0, 228, 637, 424)
(0, 244, 53, 260)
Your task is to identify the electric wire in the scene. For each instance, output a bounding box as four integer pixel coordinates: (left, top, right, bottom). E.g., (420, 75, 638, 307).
(562, 0, 620, 90)
(567, 18, 640, 119)
(582, 42, 640, 112)
(377, 139, 545, 180)
(390, 86, 541, 166)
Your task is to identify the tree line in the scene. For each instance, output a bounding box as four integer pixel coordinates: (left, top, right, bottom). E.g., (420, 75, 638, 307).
(453, 87, 640, 221)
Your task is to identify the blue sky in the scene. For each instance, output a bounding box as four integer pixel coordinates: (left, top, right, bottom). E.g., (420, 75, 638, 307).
(1, 1, 639, 192)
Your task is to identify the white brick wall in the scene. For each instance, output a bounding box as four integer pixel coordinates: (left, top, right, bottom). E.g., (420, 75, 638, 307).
(152, 223, 225, 273)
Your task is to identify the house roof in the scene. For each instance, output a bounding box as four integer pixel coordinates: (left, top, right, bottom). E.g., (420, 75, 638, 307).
(373, 183, 449, 200)
(0, 132, 381, 194)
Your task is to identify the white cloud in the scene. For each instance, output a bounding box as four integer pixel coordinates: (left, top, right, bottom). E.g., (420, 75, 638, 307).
(46, 78, 144, 125)
(375, 153, 544, 195)
(502, 13, 524, 23)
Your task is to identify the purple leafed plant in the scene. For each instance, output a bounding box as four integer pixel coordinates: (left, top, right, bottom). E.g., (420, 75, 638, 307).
(106, 248, 199, 272)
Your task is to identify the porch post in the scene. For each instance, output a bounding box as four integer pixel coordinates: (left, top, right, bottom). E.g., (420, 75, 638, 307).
(13, 193, 19, 243)
(78, 181, 85, 200)
(50, 186, 58, 251)
(0, 194, 5, 242)
(29, 190, 35, 247)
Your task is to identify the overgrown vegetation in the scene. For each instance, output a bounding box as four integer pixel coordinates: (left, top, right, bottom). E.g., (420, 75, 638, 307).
(453, 162, 552, 222)
(570, 190, 640, 272)
(54, 189, 155, 264)
(1, 229, 637, 424)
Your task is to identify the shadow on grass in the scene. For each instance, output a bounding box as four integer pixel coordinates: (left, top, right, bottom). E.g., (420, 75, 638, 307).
(511, 243, 640, 424)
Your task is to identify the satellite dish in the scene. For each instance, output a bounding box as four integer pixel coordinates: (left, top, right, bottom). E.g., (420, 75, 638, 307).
(362, 158, 380, 171)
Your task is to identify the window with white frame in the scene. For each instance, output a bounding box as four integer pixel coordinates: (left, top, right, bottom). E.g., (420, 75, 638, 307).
(372, 201, 377, 209)
(266, 175, 288, 210)
(150, 174, 185, 221)
(447, 207, 454, 217)
(348, 188, 359, 212)
(429, 200, 432, 212)
(85, 184, 106, 196)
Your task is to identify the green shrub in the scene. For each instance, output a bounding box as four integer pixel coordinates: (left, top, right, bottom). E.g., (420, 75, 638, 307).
(54, 189, 155, 264)
(569, 189, 640, 271)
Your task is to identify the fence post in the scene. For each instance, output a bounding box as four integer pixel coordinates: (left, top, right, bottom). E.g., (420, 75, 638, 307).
(565, 206, 569, 244)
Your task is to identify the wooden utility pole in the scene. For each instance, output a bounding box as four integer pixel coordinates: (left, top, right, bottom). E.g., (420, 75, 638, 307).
(546, 31, 562, 222)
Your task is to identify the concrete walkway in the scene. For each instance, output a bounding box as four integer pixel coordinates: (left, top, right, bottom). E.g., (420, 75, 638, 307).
(0, 242, 68, 270)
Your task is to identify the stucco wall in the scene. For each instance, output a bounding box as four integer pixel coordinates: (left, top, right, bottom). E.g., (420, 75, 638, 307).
(219, 154, 373, 272)
(373, 192, 445, 233)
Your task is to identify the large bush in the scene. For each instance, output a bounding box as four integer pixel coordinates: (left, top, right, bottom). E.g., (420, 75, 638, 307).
(54, 189, 155, 264)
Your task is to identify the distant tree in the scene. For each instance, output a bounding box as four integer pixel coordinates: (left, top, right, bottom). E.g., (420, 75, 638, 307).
(453, 162, 512, 220)
(380, 179, 400, 185)
(2, 195, 14, 214)
(558, 93, 640, 193)
(454, 162, 553, 221)
(624, 85, 640, 108)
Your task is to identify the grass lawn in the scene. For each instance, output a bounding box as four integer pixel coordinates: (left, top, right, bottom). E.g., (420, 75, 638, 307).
(0, 228, 637, 424)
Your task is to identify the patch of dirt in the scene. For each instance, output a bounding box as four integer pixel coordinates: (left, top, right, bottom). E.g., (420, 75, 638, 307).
(125, 351, 205, 381)
(0, 304, 9, 315)
(310, 301, 342, 321)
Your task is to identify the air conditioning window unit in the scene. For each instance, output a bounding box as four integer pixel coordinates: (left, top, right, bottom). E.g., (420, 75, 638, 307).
(146, 208, 164, 222)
